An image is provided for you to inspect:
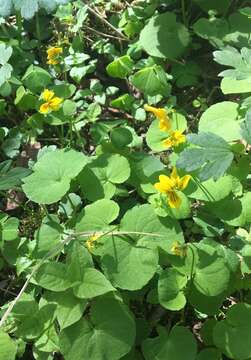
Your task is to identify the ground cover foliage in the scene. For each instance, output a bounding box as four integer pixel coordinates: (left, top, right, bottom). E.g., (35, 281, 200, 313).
(0, 0, 251, 359)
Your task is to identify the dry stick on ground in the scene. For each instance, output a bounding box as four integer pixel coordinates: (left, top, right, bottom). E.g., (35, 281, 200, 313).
(83, 1, 128, 41)
(0, 229, 165, 328)
(83, 25, 128, 42)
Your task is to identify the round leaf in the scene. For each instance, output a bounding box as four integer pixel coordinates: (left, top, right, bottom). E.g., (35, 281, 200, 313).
(22, 149, 87, 204)
(140, 12, 190, 59)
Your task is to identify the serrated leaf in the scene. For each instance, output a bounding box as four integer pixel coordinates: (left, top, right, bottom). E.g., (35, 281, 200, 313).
(177, 132, 234, 181)
(214, 46, 251, 80)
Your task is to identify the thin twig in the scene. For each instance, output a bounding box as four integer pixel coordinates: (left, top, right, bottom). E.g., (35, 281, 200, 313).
(83, 25, 128, 42)
(74, 230, 166, 238)
(84, 2, 128, 41)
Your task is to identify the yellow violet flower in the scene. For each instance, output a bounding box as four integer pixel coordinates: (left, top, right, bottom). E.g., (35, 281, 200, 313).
(144, 104, 171, 132)
(171, 241, 187, 257)
(86, 235, 100, 252)
(154, 167, 191, 208)
(39, 89, 63, 114)
(47, 47, 63, 65)
(162, 130, 186, 149)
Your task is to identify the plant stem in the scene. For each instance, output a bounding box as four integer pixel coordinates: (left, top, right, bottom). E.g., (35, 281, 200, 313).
(181, 0, 187, 26)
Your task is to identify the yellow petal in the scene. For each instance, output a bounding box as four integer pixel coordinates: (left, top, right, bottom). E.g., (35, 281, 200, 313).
(172, 130, 186, 146)
(49, 97, 63, 111)
(171, 241, 187, 257)
(42, 89, 54, 102)
(162, 138, 173, 148)
(167, 191, 181, 208)
(47, 47, 62, 58)
(47, 58, 59, 65)
(162, 131, 186, 148)
(170, 167, 179, 183)
(144, 104, 171, 129)
(177, 175, 191, 191)
(154, 174, 175, 193)
(39, 102, 50, 114)
(86, 234, 100, 252)
(159, 118, 171, 132)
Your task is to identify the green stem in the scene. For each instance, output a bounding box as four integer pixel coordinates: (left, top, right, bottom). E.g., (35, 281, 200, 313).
(181, 0, 187, 26)
(35, 12, 41, 42)
(16, 11, 22, 43)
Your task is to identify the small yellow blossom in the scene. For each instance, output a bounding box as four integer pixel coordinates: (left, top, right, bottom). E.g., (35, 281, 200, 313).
(154, 167, 191, 208)
(47, 47, 63, 65)
(144, 104, 171, 132)
(162, 130, 186, 149)
(171, 241, 187, 257)
(39, 89, 63, 114)
(86, 235, 100, 252)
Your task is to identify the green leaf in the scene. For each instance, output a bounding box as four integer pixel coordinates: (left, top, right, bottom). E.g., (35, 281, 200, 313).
(0, 64, 12, 88)
(106, 55, 133, 79)
(75, 199, 119, 233)
(60, 296, 136, 360)
(240, 109, 251, 144)
(171, 61, 202, 88)
(78, 154, 130, 201)
(111, 127, 133, 148)
(33, 216, 63, 258)
(22, 65, 52, 93)
(177, 132, 234, 181)
(0, 45, 12, 86)
(193, 244, 230, 296)
(139, 12, 190, 59)
(213, 303, 251, 360)
(146, 113, 187, 152)
(131, 65, 170, 96)
(110, 94, 134, 111)
(0, 43, 12, 65)
(188, 284, 226, 315)
(1, 217, 19, 242)
(158, 268, 187, 311)
(13, 0, 38, 19)
(220, 77, 251, 94)
(0, 0, 12, 17)
(193, 17, 228, 48)
(86, 102, 102, 122)
(206, 192, 251, 227)
(214, 46, 251, 80)
(47, 290, 87, 330)
(34, 262, 72, 292)
(142, 326, 197, 360)
(22, 149, 87, 204)
(187, 176, 233, 202)
(199, 101, 240, 141)
(240, 7, 251, 17)
(101, 204, 184, 290)
(73, 268, 115, 299)
(0, 330, 17, 360)
(196, 349, 222, 360)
